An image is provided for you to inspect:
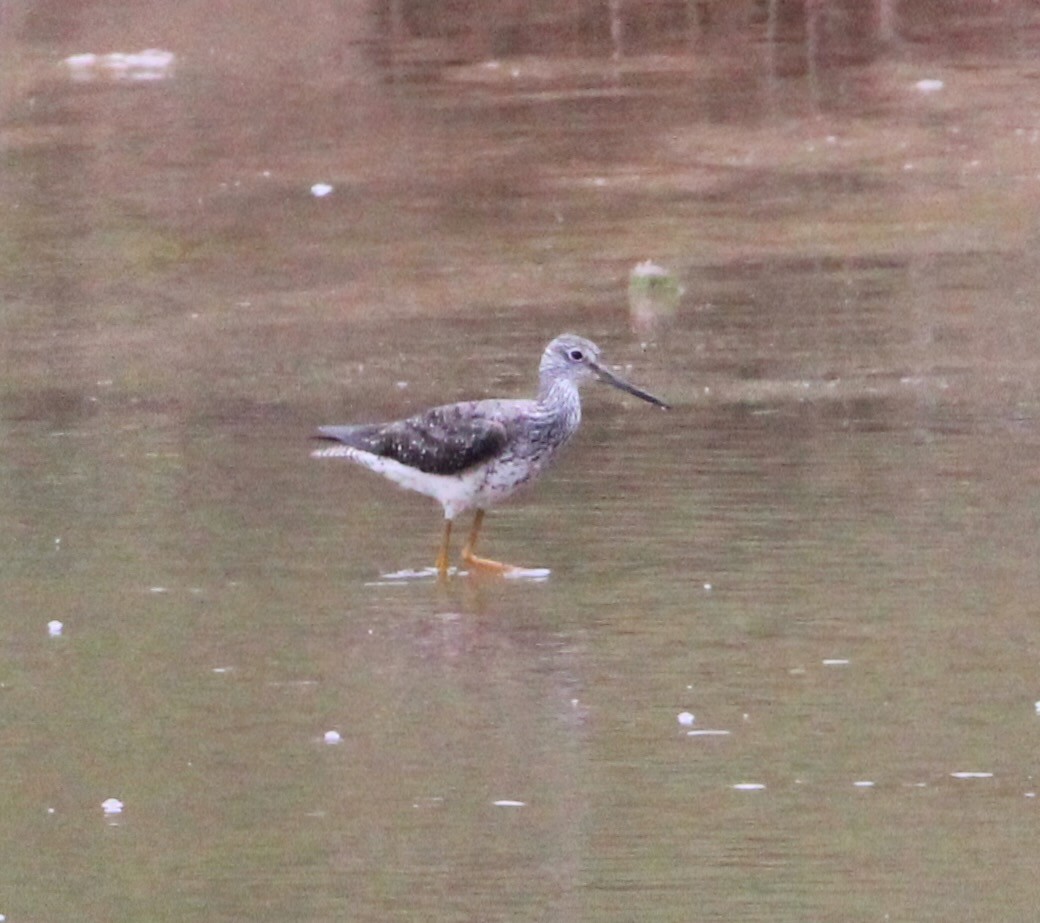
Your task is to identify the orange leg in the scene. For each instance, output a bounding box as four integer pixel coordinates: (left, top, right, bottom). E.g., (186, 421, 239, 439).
(460, 509, 520, 575)
(434, 519, 452, 578)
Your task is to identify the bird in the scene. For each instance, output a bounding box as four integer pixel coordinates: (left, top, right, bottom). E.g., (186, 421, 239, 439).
(312, 333, 669, 577)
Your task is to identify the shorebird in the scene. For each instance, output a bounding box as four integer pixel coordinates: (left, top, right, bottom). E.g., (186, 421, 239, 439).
(312, 333, 668, 577)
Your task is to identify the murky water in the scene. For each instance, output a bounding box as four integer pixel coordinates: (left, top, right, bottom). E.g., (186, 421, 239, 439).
(4, 2, 1040, 920)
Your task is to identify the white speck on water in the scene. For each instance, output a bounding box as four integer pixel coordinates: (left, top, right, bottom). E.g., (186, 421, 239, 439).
(64, 49, 175, 83)
(310, 183, 334, 197)
(822, 658, 850, 666)
(853, 780, 875, 788)
(687, 729, 731, 737)
(631, 259, 669, 279)
(950, 771, 993, 779)
(149, 586, 168, 594)
(703, 582, 712, 591)
(915, 78, 944, 93)
(493, 800, 526, 807)
(732, 783, 766, 791)
(395, 381, 409, 389)
(211, 666, 232, 674)
(47, 620, 63, 637)
(1034, 700, 1040, 716)
(677, 711, 695, 727)
(323, 730, 343, 745)
(101, 797, 124, 815)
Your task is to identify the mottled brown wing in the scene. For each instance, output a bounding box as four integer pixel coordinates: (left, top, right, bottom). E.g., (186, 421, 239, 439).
(315, 402, 509, 476)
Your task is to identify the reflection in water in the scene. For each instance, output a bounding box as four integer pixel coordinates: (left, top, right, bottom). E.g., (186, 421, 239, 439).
(4, 2, 1040, 921)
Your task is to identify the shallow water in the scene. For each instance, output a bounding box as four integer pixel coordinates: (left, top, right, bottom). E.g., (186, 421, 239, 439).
(4, 2, 1040, 921)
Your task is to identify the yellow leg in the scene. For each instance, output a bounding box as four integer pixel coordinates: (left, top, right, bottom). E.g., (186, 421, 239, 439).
(435, 519, 452, 578)
(460, 509, 520, 575)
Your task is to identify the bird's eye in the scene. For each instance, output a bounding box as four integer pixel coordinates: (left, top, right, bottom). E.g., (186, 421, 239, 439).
(568, 348, 585, 361)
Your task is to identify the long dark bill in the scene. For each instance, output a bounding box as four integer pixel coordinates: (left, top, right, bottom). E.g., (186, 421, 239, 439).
(593, 363, 670, 409)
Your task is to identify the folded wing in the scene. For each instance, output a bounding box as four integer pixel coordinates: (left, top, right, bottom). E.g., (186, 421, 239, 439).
(316, 402, 510, 476)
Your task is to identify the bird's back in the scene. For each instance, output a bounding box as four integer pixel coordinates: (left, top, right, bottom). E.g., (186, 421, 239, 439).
(315, 398, 541, 477)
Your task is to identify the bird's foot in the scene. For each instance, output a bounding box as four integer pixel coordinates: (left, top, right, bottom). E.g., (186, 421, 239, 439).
(460, 550, 523, 577)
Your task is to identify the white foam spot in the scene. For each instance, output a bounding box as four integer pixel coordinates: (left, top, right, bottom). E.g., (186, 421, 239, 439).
(47, 620, 64, 637)
(310, 183, 334, 197)
(101, 797, 124, 815)
(950, 771, 993, 779)
(687, 729, 731, 737)
(822, 658, 850, 666)
(64, 49, 175, 83)
(853, 780, 875, 788)
(493, 800, 526, 807)
(732, 782, 766, 791)
(915, 78, 944, 93)
(677, 711, 695, 727)
(323, 730, 343, 745)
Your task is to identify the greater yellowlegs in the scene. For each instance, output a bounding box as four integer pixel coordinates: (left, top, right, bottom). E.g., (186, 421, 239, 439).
(312, 333, 669, 577)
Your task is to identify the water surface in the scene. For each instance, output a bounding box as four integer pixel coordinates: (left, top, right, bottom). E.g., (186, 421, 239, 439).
(3, 2, 1040, 921)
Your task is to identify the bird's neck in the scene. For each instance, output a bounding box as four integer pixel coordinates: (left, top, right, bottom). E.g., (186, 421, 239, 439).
(537, 377, 582, 430)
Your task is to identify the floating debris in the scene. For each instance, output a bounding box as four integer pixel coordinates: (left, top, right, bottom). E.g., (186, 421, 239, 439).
(914, 78, 944, 94)
(323, 730, 343, 745)
(853, 780, 876, 788)
(950, 771, 994, 780)
(101, 797, 124, 815)
(64, 49, 175, 83)
(628, 260, 682, 339)
(492, 800, 526, 807)
(47, 620, 63, 637)
(822, 658, 850, 666)
(310, 183, 334, 198)
(732, 782, 766, 791)
(687, 729, 731, 737)
(677, 711, 695, 727)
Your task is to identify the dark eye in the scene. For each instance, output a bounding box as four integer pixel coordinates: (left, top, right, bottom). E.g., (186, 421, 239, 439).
(568, 348, 585, 361)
